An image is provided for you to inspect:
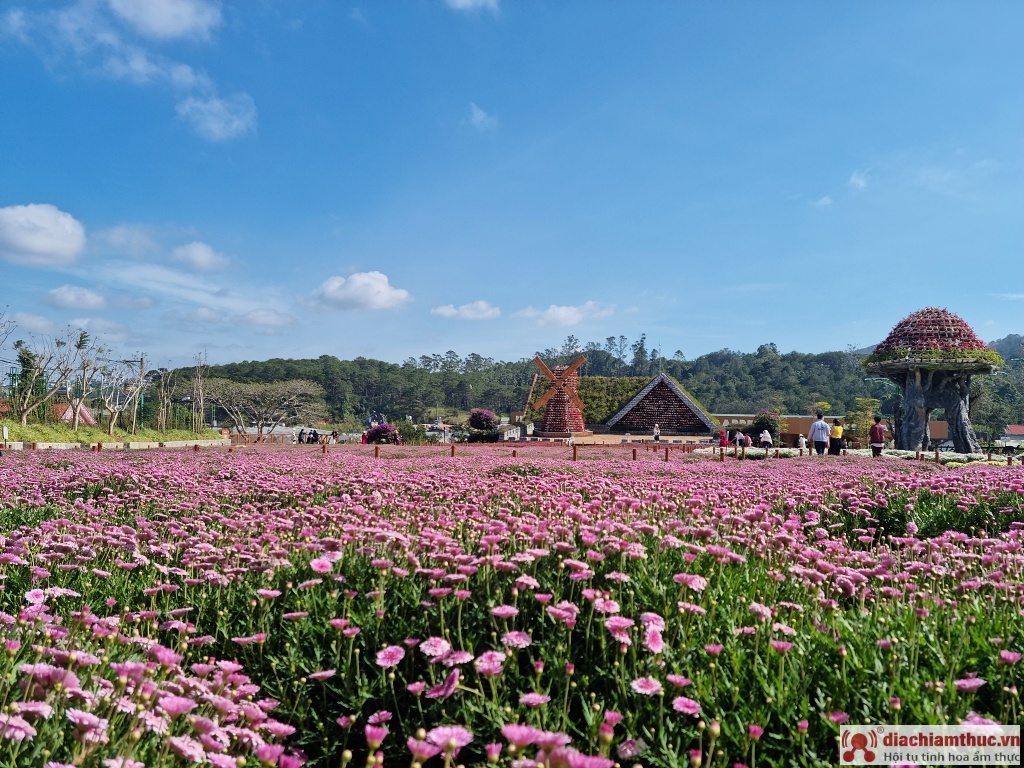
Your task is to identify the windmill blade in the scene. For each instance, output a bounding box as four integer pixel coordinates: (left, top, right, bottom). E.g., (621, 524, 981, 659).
(563, 355, 586, 376)
(532, 356, 556, 383)
(532, 388, 555, 410)
(567, 389, 585, 411)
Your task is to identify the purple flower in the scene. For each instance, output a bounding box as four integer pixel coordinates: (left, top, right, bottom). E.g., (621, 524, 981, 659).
(491, 605, 519, 619)
(0, 714, 37, 742)
(502, 630, 532, 648)
(375, 646, 406, 668)
(425, 668, 459, 700)
(426, 725, 473, 754)
(157, 695, 197, 719)
(309, 558, 333, 573)
(501, 723, 542, 748)
(520, 692, 551, 707)
(672, 697, 701, 716)
(630, 676, 663, 696)
(955, 676, 986, 692)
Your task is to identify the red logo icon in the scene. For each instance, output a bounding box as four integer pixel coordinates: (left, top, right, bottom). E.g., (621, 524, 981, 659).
(841, 730, 878, 763)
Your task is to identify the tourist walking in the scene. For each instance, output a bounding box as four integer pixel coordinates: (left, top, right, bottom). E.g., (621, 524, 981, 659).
(734, 430, 745, 448)
(298, 428, 306, 445)
(653, 423, 661, 443)
(808, 414, 830, 456)
(759, 429, 773, 450)
(719, 429, 728, 447)
(869, 415, 885, 458)
(797, 434, 807, 450)
(828, 419, 843, 455)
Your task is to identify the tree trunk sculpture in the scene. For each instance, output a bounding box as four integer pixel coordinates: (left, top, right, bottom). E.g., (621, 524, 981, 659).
(887, 367, 980, 453)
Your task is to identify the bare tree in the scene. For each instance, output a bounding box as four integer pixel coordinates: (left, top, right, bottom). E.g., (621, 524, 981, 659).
(153, 367, 179, 433)
(70, 331, 106, 432)
(192, 351, 208, 434)
(128, 355, 145, 435)
(204, 378, 252, 434)
(0, 308, 14, 351)
(99, 360, 144, 436)
(10, 330, 80, 426)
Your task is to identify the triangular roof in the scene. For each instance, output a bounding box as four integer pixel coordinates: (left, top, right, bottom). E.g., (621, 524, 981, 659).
(52, 400, 98, 426)
(606, 373, 717, 431)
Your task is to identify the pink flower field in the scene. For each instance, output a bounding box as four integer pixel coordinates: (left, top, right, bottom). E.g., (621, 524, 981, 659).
(0, 445, 1021, 767)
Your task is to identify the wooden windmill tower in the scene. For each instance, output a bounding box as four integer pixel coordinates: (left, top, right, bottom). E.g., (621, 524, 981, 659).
(531, 355, 591, 438)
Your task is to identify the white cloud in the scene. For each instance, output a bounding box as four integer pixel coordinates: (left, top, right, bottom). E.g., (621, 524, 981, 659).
(431, 300, 500, 320)
(111, 294, 155, 310)
(11, 312, 56, 335)
(96, 224, 159, 256)
(2, 9, 30, 42)
(848, 171, 867, 190)
(176, 94, 257, 141)
(44, 285, 107, 310)
(469, 102, 498, 132)
(98, 262, 248, 313)
(172, 241, 229, 271)
(999, 293, 1024, 300)
(9, 3, 252, 143)
(310, 271, 411, 311)
(446, 0, 500, 12)
(234, 308, 295, 329)
(69, 316, 130, 344)
(810, 196, 833, 207)
(108, 0, 221, 40)
(0, 204, 86, 266)
(518, 301, 614, 327)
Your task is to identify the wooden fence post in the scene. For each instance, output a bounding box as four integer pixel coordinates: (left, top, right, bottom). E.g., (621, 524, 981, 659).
(450, 444, 456, 458)
(572, 444, 578, 461)
(632, 448, 637, 461)
(664, 446, 669, 462)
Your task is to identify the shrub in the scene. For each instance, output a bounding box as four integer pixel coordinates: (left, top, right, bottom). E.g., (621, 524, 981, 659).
(365, 422, 398, 444)
(469, 408, 499, 430)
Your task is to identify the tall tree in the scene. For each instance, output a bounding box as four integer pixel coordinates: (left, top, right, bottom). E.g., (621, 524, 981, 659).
(99, 359, 143, 436)
(205, 378, 326, 436)
(70, 331, 105, 432)
(192, 351, 208, 434)
(0, 308, 14, 350)
(11, 330, 79, 426)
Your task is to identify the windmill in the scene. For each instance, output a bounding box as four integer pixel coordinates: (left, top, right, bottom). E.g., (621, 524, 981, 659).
(531, 355, 590, 437)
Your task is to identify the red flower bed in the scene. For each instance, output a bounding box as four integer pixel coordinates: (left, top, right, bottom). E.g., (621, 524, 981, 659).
(872, 307, 988, 354)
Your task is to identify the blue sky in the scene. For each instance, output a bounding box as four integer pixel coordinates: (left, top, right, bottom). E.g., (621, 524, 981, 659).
(2, 1, 1023, 369)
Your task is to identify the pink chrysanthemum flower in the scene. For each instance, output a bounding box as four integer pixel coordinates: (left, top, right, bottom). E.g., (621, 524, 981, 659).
(502, 631, 532, 648)
(520, 692, 551, 707)
(630, 677, 663, 696)
(375, 646, 406, 668)
(426, 725, 473, 754)
(672, 697, 701, 716)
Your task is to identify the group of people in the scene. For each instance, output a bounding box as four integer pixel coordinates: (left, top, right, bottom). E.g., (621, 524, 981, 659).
(718, 428, 772, 449)
(294, 428, 341, 445)
(719, 412, 888, 457)
(803, 413, 886, 457)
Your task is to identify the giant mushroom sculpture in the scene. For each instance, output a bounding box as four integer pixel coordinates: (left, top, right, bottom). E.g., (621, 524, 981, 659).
(863, 308, 1003, 453)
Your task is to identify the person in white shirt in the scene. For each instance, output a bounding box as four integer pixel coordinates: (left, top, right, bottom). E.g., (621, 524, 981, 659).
(807, 413, 830, 456)
(759, 430, 773, 449)
(797, 434, 807, 450)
